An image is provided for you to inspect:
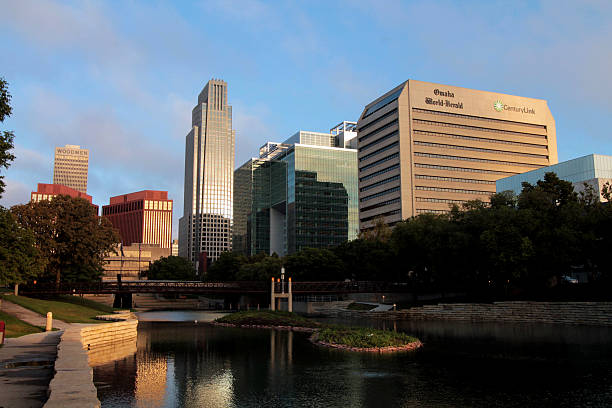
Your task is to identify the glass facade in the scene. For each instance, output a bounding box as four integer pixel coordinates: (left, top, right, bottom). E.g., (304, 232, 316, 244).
(233, 136, 358, 256)
(496, 154, 612, 194)
(179, 79, 235, 265)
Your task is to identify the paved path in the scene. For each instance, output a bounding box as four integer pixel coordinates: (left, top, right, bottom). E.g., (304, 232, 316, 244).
(0, 331, 62, 408)
(0, 300, 71, 330)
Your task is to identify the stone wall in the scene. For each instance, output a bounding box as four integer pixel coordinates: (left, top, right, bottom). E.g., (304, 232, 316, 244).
(329, 301, 612, 327)
(44, 319, 138, 408)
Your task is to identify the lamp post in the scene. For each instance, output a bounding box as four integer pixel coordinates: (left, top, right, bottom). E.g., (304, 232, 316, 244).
(281, 267, 285, 294)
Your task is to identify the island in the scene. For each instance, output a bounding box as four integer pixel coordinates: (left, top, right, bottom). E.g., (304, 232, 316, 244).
(213, 311, 422, 353)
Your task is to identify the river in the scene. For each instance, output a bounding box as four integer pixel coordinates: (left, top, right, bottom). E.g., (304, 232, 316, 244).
(93, 311, 612, 407)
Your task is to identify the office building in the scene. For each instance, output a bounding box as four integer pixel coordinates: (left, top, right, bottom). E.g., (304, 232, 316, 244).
(102, 190, 172, 249)
(30, 183, 98, 213)
(53, 144, 89, 193)
(233, 122, 358, 256)
(171, 239, 179, 256)
(496, 154, 612, 201)
(357, 80, 558, 230)
(179, 79, 235, 268)
(102, 243, 170, 280)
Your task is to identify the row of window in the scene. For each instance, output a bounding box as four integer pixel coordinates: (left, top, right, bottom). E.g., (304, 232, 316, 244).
(360, 153, 399, 172)
(412, 108, 546, 130)
(414, 140, 548, 159)
(360, 164, 400, 182)
(360, 186, 400, 202)
(415, 186, 491, 195)
(413, 118, 547, 139)
(359, 141, 399, 162)
(359, 119, 398, 143)
(416, 197, 466, 204)
(360, 175, 400, 192)
(414, 152, 542, 168)
(414, 163, 514, 175)
(413, 129, 547, 149)
(415, 174, 495, 184)
(358, 108, 398, 133)
(363, 88, 402, 118)
(361, 209, 401, 223)
(415, 208, 449, 214)
(361, 197, 401, 213)
(360, 130, 399, 152)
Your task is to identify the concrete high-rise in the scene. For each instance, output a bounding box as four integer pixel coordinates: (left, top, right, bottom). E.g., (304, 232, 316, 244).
(53, 144, 89, 193)
(357, 80, 558, 230)
(179, 79, 235, 270)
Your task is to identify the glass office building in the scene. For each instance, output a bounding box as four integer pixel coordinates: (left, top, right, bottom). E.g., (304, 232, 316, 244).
(496, 154, 612, 201)
(179, 79, 235, 267)
(233, 124, 358, 256)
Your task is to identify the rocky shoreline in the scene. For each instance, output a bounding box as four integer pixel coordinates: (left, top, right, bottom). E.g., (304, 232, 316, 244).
(210, 321, 317, 332)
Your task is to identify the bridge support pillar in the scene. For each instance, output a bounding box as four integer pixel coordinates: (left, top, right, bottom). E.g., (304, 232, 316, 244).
(270, 276, 292, 312)
(113, 293, 132, 309)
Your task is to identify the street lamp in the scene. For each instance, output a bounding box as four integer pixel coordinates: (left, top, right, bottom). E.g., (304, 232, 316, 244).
(382, 295, 385, 304)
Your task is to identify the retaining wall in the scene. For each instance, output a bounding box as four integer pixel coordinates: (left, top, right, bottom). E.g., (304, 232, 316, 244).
(44, 319, 138, 408)
(328, 301, 612, 327)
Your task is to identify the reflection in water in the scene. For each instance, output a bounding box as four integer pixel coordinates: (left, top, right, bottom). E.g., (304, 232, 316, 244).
(94, 317, 612, 408)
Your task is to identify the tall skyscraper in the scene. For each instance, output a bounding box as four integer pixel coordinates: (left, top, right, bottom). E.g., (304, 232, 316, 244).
(357, 80, 558, 230)
(53, 144, 89, 193)
(179, 79, 235, 269)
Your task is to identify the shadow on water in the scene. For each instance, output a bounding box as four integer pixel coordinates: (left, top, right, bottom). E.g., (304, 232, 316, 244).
(94, 313, 612, 408)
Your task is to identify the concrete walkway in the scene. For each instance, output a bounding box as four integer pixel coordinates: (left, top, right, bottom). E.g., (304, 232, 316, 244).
(0, 300, 71, 330)
(0, 331, 63, 408)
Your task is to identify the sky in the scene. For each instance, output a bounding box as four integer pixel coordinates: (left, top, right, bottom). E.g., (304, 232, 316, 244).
(1, 0, 611, 239)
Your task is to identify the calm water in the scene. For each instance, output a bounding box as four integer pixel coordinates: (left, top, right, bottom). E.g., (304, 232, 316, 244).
(93, 311, 612, 407)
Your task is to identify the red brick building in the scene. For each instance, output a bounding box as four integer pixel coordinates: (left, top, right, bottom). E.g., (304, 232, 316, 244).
(31, 183, 98, 213)
(102, 190, 172, 249)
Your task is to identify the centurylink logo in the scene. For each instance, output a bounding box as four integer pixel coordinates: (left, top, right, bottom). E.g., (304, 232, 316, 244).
(493, 100, 504, 112)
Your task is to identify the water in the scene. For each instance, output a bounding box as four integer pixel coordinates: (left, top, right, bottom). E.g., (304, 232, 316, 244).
(93, 311, 612, 407)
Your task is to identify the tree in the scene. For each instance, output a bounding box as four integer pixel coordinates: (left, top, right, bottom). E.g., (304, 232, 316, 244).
(207, 251, 247, 281)
(148, 256, 196, 280)
(236, 254, 282, 281)
(0, 208, 46, 286)
(0, 77, 16, 198)
(12, 195, 120, 283)
(283, 248, 344, 281)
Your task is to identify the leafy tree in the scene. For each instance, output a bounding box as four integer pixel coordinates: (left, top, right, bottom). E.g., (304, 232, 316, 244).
(207, 251, 247, 281)
(11, 195, 120, 283)
(236, 253, 282, 281)
(0, 208, 46, 286)
(0, 77, 16, 198)
(148, 256, 196, 280)
(283, 248, 344, 281)
(334, 238, 393, 281)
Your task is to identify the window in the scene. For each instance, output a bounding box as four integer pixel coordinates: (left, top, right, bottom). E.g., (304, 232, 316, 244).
(360, 175, 400, 192)
(360, 186, 400, 202)
(360, 130, 399, 152)
(359, 119, 398, 143)
(360, 153, 399, 172)
(359, 142, 399, 162)
(363, 88, 403, 118)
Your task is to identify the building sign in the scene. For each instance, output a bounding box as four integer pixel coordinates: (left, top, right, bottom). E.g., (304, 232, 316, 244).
(493, 100, 535, 115)
(425, 88, 463, 109)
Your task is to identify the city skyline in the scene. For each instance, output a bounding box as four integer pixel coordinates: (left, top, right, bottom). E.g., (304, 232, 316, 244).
(1, 1, 612, 240)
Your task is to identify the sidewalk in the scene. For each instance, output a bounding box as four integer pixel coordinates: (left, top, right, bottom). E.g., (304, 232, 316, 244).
(1, 300, 71, 330)
(0, 331, 63, 408)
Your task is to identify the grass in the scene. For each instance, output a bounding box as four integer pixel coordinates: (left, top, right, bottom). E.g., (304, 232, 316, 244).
(1, 294, 111, 323)
(318, 326, 419, 349)
(216, 310, 321, 328)
(0, 310, 43, 338)
(56, 295, 116, 314)
(347, 302, 377, 311)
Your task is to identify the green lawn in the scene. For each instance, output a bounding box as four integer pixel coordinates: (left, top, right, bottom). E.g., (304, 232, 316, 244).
(216, 310, 321, 328)
(318, 326, 419, 348)
(0, 310, 43, 338)
(1, 295, 110, 323)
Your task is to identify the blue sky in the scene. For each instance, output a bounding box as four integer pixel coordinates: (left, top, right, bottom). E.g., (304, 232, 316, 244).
(1, 0, 611, 238)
